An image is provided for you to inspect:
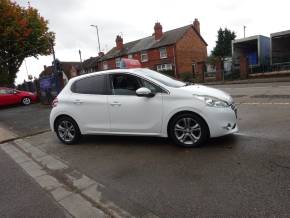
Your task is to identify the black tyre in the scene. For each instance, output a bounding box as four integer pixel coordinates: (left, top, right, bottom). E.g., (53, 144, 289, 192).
(55, 116, 81, 145)
(22, 97, 31, 105)
(169, 113, 208, 148)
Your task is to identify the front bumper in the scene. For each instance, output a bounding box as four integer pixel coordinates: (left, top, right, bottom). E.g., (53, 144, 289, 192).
(205, 104, 238, 138)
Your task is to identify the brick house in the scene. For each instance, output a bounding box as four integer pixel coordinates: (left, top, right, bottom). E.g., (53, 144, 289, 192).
(39, 62, 80, 79)
(100, 19, 207, 78)
(81, 52, 105, 74)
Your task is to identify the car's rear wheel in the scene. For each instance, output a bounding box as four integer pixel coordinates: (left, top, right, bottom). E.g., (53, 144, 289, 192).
(55, 116, 81, 144)
(22, 97, 31, 105)
(169, 113, 208, 148)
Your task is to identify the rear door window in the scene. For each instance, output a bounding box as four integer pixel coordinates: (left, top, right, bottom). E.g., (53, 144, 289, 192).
(71, 74, 108, 95)
(0, 89, 7, 94)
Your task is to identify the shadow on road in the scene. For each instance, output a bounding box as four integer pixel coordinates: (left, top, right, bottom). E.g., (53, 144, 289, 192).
(73, 134, 239, 150)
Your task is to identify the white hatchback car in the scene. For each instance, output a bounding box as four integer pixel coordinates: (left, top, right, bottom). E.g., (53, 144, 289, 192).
(50, 68, 238, 147)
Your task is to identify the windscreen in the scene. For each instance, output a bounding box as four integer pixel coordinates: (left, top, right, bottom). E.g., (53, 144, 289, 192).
(137, 69, 186, 88)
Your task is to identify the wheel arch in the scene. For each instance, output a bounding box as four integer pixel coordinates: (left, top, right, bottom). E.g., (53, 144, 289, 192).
(166, 110, 210, 138)
(53, 114, 80, 132)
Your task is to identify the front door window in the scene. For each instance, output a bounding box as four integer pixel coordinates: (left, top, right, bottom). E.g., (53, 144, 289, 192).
(110, 74, 142, 95)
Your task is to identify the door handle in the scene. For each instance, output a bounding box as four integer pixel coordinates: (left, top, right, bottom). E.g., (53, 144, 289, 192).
(73, 99, 83, 104)
(110, 101, 121, 106)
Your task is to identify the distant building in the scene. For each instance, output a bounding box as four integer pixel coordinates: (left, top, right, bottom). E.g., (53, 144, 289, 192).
(270, 30, 290, 65)
(99, 19, 207, 77)
(39, 62, 80, 79)
(232, 35, 270, 68)
(81, 52, 104, 74)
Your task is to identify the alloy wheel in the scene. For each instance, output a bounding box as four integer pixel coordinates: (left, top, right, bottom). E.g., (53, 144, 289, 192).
(174, 117, 201, 145)
(57, 120, 76, 143)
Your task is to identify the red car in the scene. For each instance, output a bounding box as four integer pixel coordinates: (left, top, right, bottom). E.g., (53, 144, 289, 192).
(0, 87, 38, 106)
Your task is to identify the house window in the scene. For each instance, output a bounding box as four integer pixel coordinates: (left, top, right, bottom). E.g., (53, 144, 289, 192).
(128, 54, 133, 59)
(141, 51, 148, 62)
(115, 58, 121, 68)
(159, 47, 167, 59)
(103, 61, 108, 70)
(156, 63, 173, 71)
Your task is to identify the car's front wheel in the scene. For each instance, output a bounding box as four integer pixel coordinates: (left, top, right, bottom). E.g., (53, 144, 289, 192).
(22, 97, 31, 105)
(169, 113, 208, 148)
(55, 116, 81, 144)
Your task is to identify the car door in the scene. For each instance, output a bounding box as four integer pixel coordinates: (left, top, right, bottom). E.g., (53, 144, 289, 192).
(0, 88, 8, 106)
(69, 74, 110, 133)
(0, 88, 18, 106)
(108, 73, 164, 135)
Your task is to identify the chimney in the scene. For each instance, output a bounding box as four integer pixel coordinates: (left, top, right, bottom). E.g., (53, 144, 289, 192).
(98, 52, 104, 57)
(115, 35, 124, 50)
(193, 18, 200, 34)
(154, 22, 163, 40)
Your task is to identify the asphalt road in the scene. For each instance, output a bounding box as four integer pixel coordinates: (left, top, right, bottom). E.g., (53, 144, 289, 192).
(0, 103, 51, 137)
(1, 81, 290, 217)
(0, 148, 70, 218)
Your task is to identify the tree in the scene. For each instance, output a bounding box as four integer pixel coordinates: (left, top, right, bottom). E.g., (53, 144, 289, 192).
(0, 0, 55, 86)
(211, 28, 236, 58)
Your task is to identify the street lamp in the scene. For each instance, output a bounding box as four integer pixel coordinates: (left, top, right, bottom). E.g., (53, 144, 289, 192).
(90, 25, 101, 53)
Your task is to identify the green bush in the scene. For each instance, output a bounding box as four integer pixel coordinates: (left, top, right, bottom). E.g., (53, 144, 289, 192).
(159, 70, 175, 78)
(179, 72, 194, 82)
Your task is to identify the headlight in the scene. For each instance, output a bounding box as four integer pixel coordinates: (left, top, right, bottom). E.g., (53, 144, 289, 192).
(194, 95, 229, 108)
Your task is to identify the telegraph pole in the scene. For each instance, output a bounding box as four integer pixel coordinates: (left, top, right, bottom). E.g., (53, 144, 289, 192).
(90, 25, 101, 53)
(243, 25, 246, 38)
(79, 49, 84, 74)
(50, 39, 57, 75)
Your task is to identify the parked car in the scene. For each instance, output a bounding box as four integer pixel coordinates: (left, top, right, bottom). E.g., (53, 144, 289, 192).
(50, 68, 238, 147)
(0, 87, 37, 106)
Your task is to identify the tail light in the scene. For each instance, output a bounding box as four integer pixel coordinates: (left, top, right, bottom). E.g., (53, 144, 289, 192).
(52, 98, 58, 107)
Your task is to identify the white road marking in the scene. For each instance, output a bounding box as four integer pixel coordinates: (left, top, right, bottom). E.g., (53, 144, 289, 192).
(221, 85, 290, 89)
(238, 102, 290, 105)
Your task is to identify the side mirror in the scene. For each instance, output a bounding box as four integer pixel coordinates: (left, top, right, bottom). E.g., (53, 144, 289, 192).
(136, 87, 155, 97)
(13, 90, 18, 94)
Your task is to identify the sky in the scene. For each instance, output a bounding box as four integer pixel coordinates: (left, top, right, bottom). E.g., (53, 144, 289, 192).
(15, 0, 290, 84)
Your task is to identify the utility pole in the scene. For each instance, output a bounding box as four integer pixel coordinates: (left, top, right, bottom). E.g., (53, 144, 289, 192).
(79, 49, 84, 74)
(90, 25, 101, 53)
(243, 25, 246, 38)
(24, 59, 30, 80)
(50, 39, 57, 75)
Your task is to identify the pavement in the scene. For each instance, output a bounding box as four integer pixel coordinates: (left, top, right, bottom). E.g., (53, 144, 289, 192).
(0, 144, 71, 218)
(1, 82, 290, 217)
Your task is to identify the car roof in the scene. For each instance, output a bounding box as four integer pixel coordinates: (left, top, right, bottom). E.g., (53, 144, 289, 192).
(70, 68, 145, 82)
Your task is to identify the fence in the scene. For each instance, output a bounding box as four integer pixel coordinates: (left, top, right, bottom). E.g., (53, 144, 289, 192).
(204, 56, 290, 82)
(204, 58, 240, 81)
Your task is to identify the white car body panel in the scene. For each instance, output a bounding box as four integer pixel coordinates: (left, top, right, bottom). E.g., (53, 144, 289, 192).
(50, 68, 238, 139)
(108, 93, 163, 134)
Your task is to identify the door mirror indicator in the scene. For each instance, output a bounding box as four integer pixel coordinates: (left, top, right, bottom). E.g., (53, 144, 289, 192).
(136, 87, 155, 97)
